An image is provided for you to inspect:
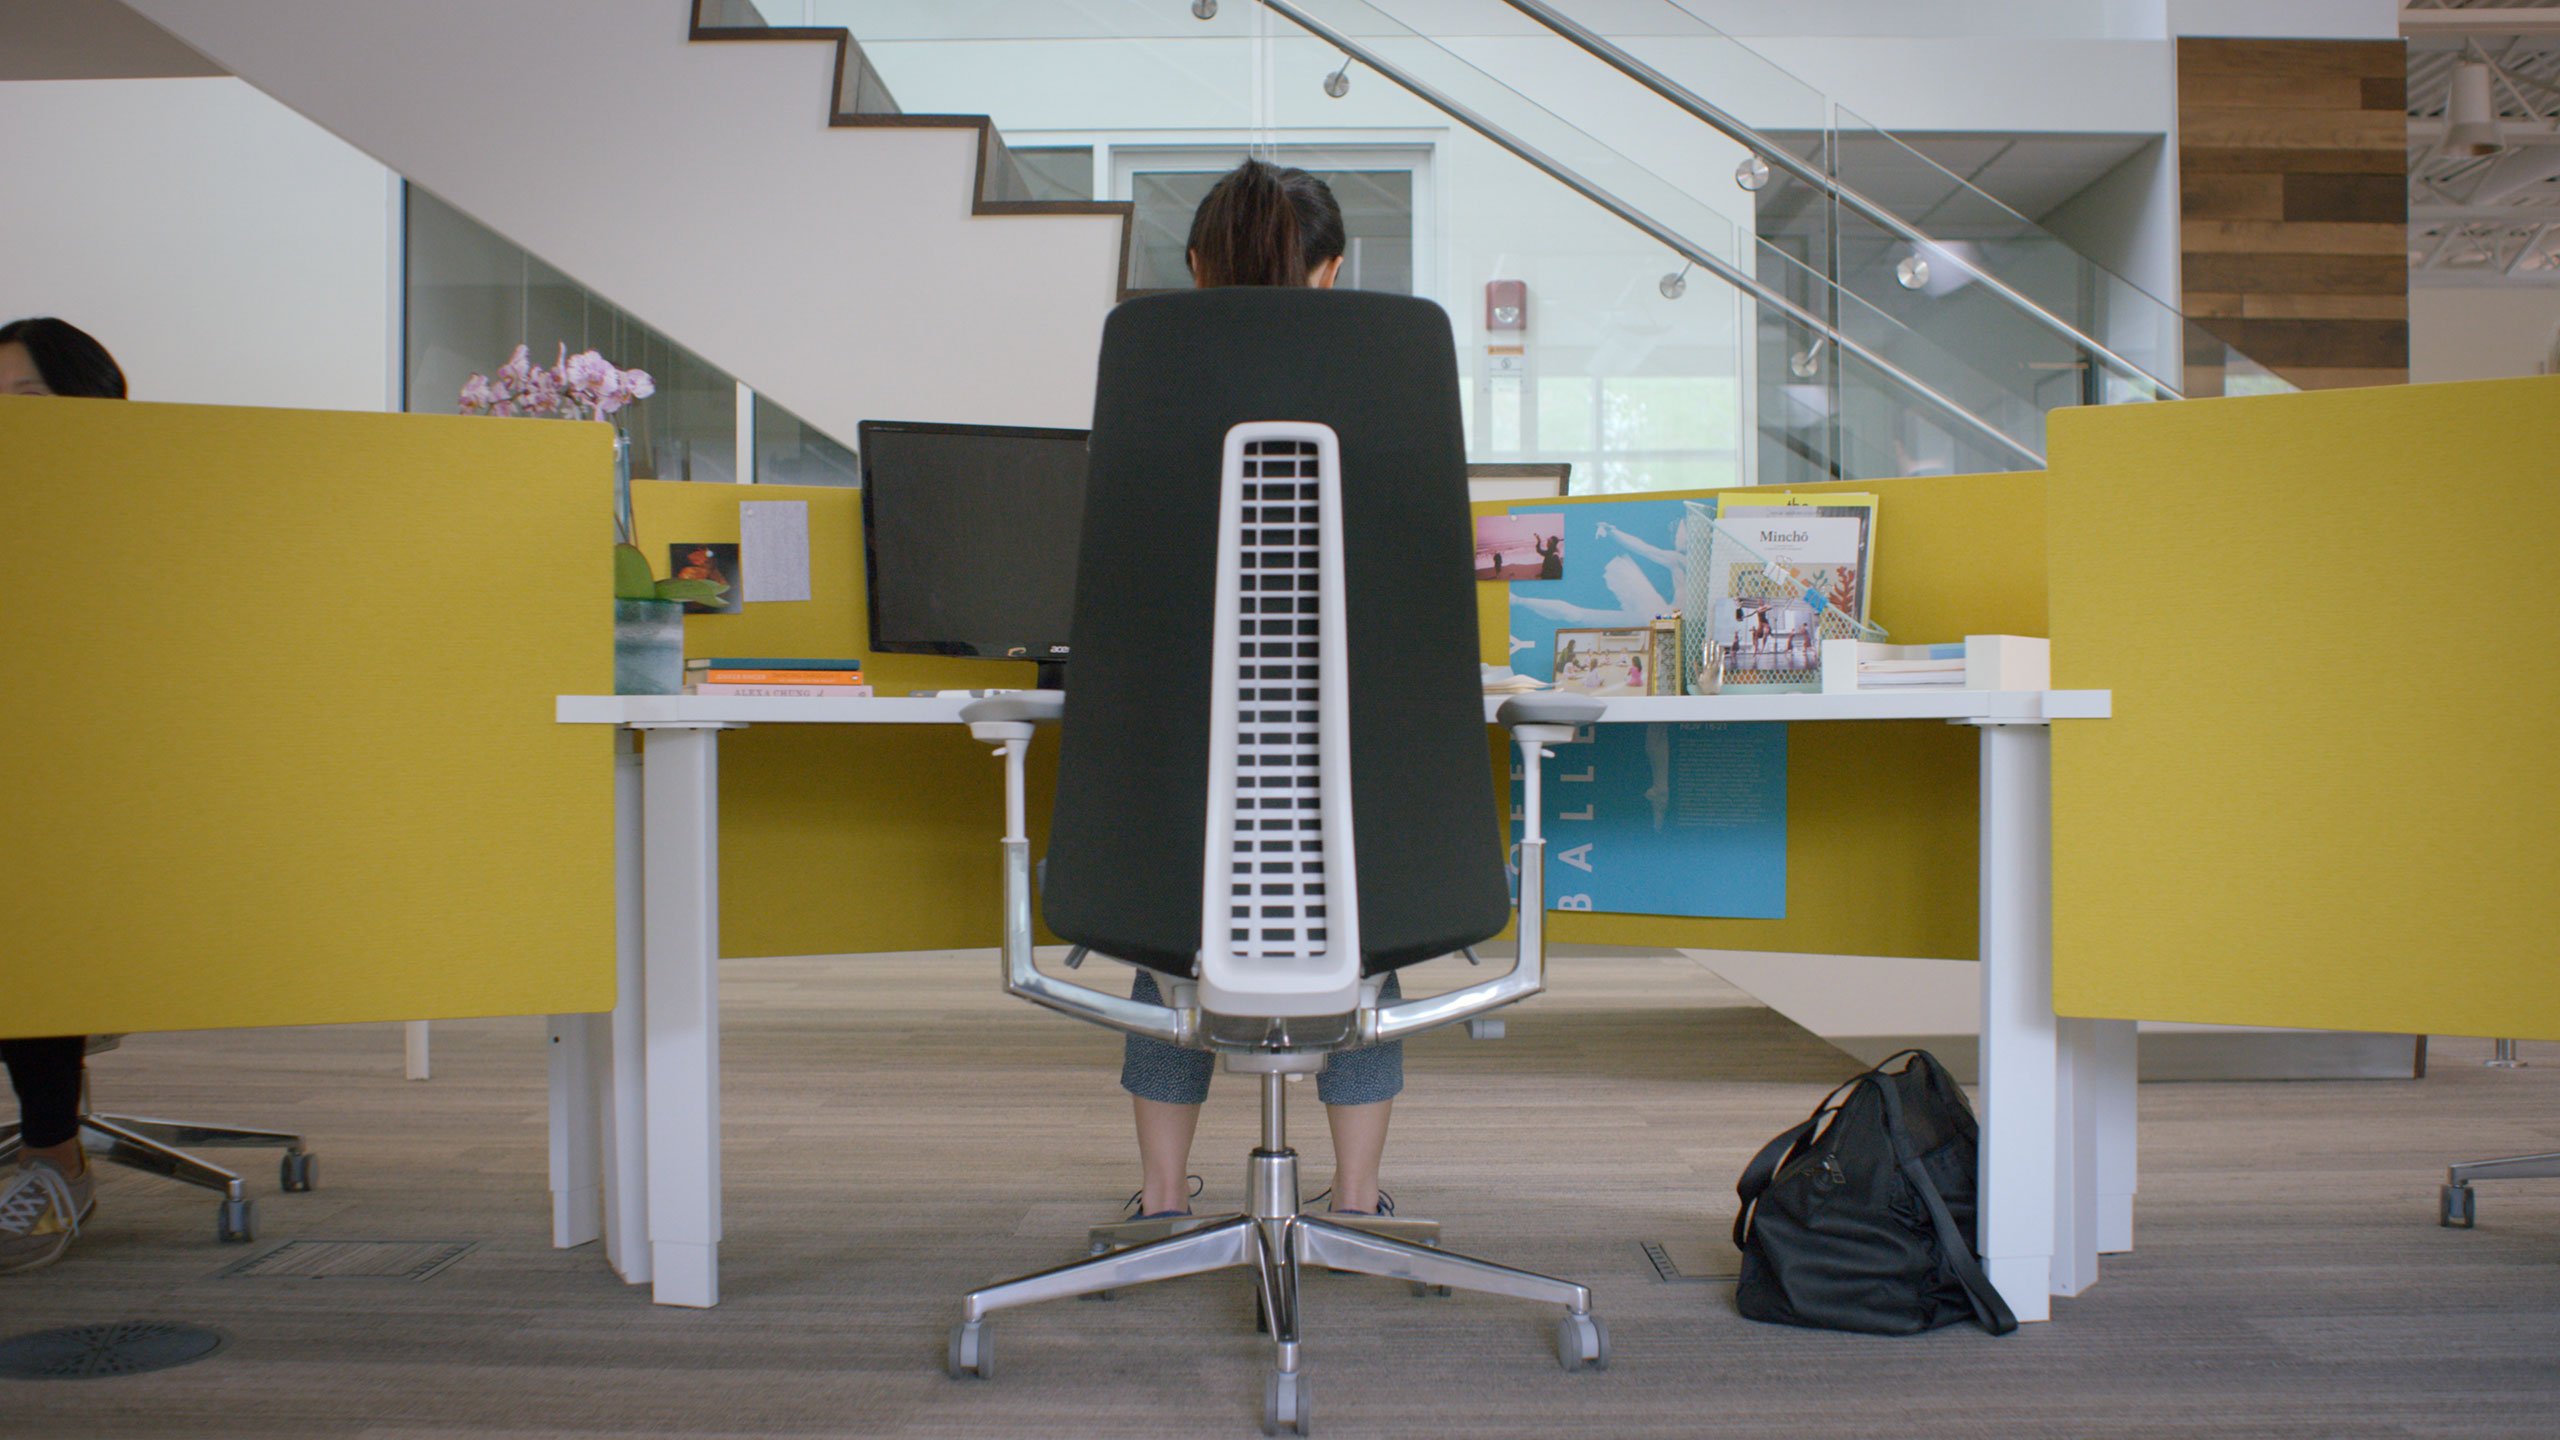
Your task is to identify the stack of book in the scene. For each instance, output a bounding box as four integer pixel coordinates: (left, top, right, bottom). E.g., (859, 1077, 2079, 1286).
(684, 657, 871, 698)
(1817, 637, 2050, 694)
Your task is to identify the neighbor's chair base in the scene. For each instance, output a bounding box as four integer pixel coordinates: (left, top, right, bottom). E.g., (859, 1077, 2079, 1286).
(951, 1076, 1605, 1436)
(2439, 1150, 2560, 1228)
(0, 1112, 313, 1245)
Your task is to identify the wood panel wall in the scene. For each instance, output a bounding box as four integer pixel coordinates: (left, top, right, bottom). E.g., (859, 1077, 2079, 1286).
(2178, 38, 2409, 392)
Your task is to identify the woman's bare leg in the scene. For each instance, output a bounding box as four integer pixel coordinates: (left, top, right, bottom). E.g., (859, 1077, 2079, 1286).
(1132, 1097, 1203, 1215)
(1321, 1100, 1393, 1213)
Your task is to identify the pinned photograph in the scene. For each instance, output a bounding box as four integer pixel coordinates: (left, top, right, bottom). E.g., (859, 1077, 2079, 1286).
(667, 542, 743, 615)
(1713, 595, 1821, 675)
(1475, 510, 1564, 581)
(1551, 625, 1653, 696)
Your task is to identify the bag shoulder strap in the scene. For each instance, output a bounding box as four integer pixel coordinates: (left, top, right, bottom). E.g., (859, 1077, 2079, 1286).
(1871, 1070, 2019, 1336)
(1731, 1116, 1821, 1250)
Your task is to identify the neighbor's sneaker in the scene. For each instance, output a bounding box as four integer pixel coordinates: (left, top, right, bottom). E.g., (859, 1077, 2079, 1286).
(0, 1156, 96, 1275)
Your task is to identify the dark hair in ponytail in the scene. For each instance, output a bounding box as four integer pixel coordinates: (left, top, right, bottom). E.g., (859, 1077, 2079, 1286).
(1185, 159, 1348, 288)
(0, 317, 127, 399)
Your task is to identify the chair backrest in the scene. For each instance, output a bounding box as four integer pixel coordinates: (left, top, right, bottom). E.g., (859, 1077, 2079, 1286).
(1042, 289, 1510, 1017)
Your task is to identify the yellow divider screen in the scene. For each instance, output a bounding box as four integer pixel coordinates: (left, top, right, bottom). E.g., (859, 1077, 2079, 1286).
(1474, 473, 2046, 959)
(2, 398, 615, 1037)
(2047, 378, 2560, 1040)
(628, 482, 1059, 957)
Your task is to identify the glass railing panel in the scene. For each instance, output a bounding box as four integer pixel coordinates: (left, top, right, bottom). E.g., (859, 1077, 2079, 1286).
(1826, 104, 2181, 401)
(1470, 0, 2234, 402)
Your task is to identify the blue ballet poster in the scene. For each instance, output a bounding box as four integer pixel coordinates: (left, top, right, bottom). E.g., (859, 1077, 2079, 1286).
(1500, 497, 1786, 919)
(1510, 721, 1787, 920)
(1502, 497, 1693, 682)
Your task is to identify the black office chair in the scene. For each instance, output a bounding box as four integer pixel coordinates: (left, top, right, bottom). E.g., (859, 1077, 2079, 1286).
(947, 288, 1606, 1434)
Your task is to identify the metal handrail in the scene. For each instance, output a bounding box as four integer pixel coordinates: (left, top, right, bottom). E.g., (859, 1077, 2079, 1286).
(1497, 0, 2186, 402)
(1258, 0, 2047, 469)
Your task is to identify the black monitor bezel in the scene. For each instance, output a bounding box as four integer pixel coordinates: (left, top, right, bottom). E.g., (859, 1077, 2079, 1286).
(856, 418, 1089, 663)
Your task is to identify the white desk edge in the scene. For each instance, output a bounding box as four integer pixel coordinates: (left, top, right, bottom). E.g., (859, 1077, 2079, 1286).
(558, 688, 2112, 727)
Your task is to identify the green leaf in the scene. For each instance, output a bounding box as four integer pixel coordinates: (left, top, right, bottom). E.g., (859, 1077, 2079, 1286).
(613, 543, 658, 600)
(655, 578, 728, 604)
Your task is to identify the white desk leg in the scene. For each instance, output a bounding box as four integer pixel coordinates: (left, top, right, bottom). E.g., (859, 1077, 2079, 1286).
(1977, 722, 2056, 1323)
(2095, 1018, 2138, 1254)
(2052, 1017, 2100, 1297)
(641, 725, 722, 1308)
(602, 731, 650, 1284)
(545, 1013, 602, 1249)
(404, 1021, 431, 1080)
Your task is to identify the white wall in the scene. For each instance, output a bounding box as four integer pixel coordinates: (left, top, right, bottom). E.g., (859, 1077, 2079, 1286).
(0, 77, 394, 410)
(2411, 288, 2560, 384)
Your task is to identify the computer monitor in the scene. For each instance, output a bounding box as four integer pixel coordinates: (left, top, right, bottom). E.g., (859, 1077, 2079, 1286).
(857, 419, 1088, 690)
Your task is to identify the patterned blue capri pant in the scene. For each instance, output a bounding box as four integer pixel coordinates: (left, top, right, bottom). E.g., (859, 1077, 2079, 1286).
(1120, 968, 1404, 1107)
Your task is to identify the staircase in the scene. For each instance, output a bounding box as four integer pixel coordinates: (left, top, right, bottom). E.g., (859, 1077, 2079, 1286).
(117, 0, 1138, 443)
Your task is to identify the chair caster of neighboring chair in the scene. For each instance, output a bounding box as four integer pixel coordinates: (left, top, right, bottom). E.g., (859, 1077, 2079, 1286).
(1261, 1368, 1310, 1437)
(281, 1148, 317, 1194)
(217, 1197, 256, 1244)
(1555, 1312, 1609, 1372)
(945, 1320, 994, 1380)
(2441, 1183, 2476, 1228)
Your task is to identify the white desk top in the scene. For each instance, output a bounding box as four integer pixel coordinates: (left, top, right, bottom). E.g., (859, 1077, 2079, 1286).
(558, 689, 2109, 727)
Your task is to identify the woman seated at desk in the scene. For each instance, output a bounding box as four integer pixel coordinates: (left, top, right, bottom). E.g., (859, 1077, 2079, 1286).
(1117, 160, 1408, 1225)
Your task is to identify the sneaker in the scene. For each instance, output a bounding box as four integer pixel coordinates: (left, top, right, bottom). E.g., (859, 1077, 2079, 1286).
(1303, 1187, 1395, 1218)
(0, 1157, 96, 1276)
(1119, 1173, 1206, 1222)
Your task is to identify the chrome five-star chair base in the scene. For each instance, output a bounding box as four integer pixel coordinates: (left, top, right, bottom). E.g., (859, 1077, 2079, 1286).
(949, 1072, 1606, 1436)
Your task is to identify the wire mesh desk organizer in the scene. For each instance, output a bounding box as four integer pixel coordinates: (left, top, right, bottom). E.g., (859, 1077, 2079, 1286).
(1677, 500, 1886, 695)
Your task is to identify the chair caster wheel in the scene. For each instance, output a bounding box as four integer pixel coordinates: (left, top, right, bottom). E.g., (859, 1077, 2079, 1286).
(218, 1197, 257, 1244)
(281, 1150, 316, 1193)
(1556, 1312, 1609, 1372)
(2441, 1183, 2476, 1228)
(1407, 1236, 1452, 1297)
(945, 1321, 994, 1380)
(1081, 1239, 1118, 1301)
(1261, 1368, 1311, 1436)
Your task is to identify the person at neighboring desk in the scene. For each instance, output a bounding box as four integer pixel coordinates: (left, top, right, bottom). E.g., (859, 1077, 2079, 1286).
(1119, 160, 1408, 1224)
(0, 317, 126, 1274)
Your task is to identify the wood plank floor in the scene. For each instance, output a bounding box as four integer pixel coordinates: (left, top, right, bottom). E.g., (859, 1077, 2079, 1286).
(6, 950, 2556, 1438)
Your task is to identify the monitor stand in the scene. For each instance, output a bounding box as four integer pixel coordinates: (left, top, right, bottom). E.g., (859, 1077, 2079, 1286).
(1034, 660, 1068, 692)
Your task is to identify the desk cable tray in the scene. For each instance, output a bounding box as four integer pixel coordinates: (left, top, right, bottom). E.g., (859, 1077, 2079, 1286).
(1677, 500, 1886, 694)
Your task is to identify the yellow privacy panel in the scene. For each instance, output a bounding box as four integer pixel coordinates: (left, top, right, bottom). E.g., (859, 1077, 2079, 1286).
(1, 397, 614, 1037)
(628, 481, 1058, 957)
(2047, 378, 2560, 1039)
(1474, 472, 2046, 958)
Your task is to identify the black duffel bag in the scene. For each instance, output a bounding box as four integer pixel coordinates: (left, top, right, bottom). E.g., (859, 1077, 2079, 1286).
(1731, 1049, 2017, 1336)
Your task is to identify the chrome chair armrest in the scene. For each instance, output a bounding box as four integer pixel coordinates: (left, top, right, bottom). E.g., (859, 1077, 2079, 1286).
(964, 700, 1189, 1047)
(1370, 701, 1590, 1043)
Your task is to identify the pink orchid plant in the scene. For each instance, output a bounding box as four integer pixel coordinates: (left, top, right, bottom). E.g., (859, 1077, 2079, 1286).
(459, 343, 655, 421)
(459, 345, 722, 609)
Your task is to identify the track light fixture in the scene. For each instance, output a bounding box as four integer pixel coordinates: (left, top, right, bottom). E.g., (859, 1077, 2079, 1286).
(2445, 60, 2503, 159)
